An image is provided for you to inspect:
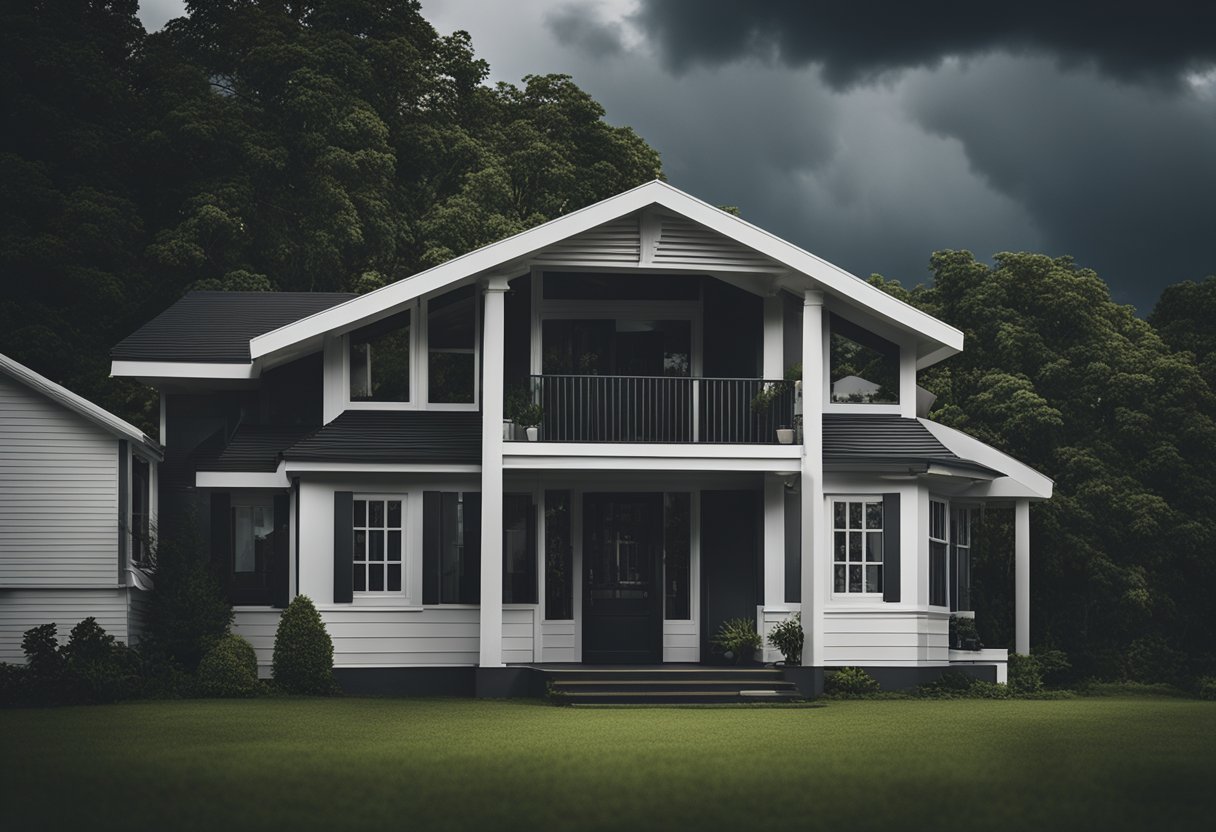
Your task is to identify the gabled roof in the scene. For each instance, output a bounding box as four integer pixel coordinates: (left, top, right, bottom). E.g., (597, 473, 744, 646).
(113, 291, 356, 364)
(0, 352, 161, 456)
(249, 181, 964, 366)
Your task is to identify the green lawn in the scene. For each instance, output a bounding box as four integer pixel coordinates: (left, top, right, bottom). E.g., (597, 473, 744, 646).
(2, 696, 1213, 831)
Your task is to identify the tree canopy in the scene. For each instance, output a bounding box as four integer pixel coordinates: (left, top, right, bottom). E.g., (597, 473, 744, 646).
(873, 254, 1216, 680)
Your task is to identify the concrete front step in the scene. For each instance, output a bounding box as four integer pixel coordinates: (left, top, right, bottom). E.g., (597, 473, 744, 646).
(556, 689, 805, 705)
(550, 679, 798, 694)
(542, 666, 805, 704)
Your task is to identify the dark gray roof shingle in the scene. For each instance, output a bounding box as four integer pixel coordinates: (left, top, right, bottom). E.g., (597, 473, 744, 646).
(823, 413, 995, 474)
(113, 291, 357, 363)
(194, 424, 319, 473)
(283, 410, 481, 465)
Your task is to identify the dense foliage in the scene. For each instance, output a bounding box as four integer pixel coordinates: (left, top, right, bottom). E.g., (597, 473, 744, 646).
(143, 528, 234, 672)
(197, 633, 260, 698)
(874, 253, 1216, 680)
(2, 619, 142, 705)
(272, 595, 336, 694)
(0, 0, 662, 431)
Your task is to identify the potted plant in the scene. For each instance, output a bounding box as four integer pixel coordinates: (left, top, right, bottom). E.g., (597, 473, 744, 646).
(711, 617, 762, 666)
(505, 385, 543, 441)
(767, 613, 803, 665)
(514, 402, 543, 441)
(949, 614, 983, 651)
(775, 425, 795, 444)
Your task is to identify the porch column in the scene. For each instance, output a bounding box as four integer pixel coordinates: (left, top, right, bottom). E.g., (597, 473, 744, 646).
(1014, 498, 1031, 655)
(763, 292, 784, 379)
(800, 290, 825, 666)
(479, 276, 511, 668)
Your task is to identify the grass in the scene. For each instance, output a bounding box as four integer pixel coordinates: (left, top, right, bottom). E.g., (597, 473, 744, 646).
(2, 696, 1214, 831)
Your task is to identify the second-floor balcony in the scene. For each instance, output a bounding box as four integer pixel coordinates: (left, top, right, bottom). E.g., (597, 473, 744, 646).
(513, 374, 797, 444)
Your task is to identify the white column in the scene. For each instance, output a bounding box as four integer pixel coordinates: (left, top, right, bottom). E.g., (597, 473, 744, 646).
(800, 290, 825, 666)
(762, 474, 788, 664)
(479, 277, 510, 668)
(762, 292, 784, 379)
(1014, 499, 1031, 655)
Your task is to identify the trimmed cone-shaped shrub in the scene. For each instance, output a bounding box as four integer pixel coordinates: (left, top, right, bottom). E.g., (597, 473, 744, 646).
(272, 596, 336, 695)
(198, 634, 260, 698)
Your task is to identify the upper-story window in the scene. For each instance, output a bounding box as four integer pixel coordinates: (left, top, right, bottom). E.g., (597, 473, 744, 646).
(350, 310, 411, 402)
(829, 313, 899, 404)
(929, 499, 948, 606)
(428, 286, 476, 404)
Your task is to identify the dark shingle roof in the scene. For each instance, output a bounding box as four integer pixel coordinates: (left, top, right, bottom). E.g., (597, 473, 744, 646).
(823, 414, 995, 474)
(283, 411, 482, 465)
(113, 291, 357, 363)
(194, 424, 319, 472)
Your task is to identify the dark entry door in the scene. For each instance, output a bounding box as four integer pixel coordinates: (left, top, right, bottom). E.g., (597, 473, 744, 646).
(583, 493, 663, 664)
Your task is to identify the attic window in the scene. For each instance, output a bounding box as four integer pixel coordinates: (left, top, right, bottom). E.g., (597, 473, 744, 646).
(829, 314, 899, 404)
(350, 310, 411, 402)
(427, 286, 476, 404)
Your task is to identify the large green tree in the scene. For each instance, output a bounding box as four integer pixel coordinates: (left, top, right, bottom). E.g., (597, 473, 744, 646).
(874, 253, 1216, 679)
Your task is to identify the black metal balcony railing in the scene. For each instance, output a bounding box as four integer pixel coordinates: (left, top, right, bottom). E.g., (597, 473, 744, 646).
(527, 374, 796, 444)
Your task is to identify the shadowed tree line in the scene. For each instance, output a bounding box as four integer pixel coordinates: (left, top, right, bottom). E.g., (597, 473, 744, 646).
(0, 0, 661, 427)
(874, 259, 1216, 680)
(2, 2, 1213, 680)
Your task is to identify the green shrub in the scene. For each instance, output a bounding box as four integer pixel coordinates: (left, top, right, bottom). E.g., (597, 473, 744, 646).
(272, 596, 336, 695)
(198, 633, 260, 698)
(949, 615, 982, 650)
(63, 617, 142, 703)
(1008, 653, 1044, 694)
(1031, 646, 1072, 684)
(918, 671, 1011, 699)
(1194, 676, 1216, 701)
(21, 622, 64, 681)
(825, 666, 880, 696)
(1123, 636, 1187, 685)
(144, 526, 233, 672)
(0, 662, 28, 707)
(767, 613, 804, 665)
(711, 618, 762, 662)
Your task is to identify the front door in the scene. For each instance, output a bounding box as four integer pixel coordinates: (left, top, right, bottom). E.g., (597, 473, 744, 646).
(583, 493, 663, 663)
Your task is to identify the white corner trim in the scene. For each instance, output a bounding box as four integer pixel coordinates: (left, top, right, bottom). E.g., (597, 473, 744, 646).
(1, 351, 161, 455)
(918, 418, 1054, 499)
(248, 181, 964, 363)
(111, 360, 257, 381)
(195, 470, 291, 489)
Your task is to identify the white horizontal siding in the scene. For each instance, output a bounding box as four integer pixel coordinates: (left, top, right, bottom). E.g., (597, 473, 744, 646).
(232, 605, 536, 671)
(532, 217, 640, 265)
(822, 608, 950, 665)
(0, 375, 118, 586)
(663, 619, 698, 663)
(0, 588, 130, 663)
(654, 215, 777, 269)
(540, 620, 575, 663)
(759, 606, 801, 664)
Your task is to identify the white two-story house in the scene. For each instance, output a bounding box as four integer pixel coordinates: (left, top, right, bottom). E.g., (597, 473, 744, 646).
(111, 181, 1051, 697)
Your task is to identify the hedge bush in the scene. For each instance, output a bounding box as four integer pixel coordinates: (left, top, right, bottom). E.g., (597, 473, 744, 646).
(825, 666, 880, 696)
(272, 596, 337, 695)
(1008, 653, 1044, 694)
(198, 634, 260, 698)
(3, 618, 140, 705)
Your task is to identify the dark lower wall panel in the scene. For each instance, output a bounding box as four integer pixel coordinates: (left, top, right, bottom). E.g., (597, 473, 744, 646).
(333, 667, 477, 697)
(825, 663, 998, 691)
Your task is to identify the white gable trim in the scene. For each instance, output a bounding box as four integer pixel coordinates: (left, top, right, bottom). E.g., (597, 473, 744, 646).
(249, 181, 963, 363)
(918, 418, 1053, 500)
(0, 352, 161, 457)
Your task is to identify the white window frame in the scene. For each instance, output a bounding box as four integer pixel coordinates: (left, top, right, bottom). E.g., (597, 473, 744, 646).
(952, 505, 974, 614)
(422, 287, 480, 411)
(821, 304, 905, 416)
(928, 497, 949, 608)
(352, 493, 408, 599)
(829, 495, 886, 598)
(344, 304, 419, 410)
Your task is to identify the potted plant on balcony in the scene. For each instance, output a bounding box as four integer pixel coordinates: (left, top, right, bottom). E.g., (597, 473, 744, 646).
(949, 614, 983, 651)
(775, 425, 795, 444)
(712, 617, 763, 666)
(512, 401, 543, 441)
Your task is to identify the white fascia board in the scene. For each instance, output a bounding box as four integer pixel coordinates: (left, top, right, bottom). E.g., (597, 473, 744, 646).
(110, 360, 257, 381)
(283, 461, 482, 474)
(249, 180, 963, 362)
(918, 418, 1054, 499)
(507, 442, 803, 460)
(195, 470, 291, 489)
(1, 351, 161, 456)
(504, 448, 802, 473)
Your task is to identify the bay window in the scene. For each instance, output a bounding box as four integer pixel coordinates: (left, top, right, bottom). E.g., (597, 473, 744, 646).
(832, 497, 884, 594)
(929, 499, 948, 607)
(952, 507, 974, 612)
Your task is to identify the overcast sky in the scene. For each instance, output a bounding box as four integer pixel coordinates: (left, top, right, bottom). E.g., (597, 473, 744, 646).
(138, 1, 1216, 312)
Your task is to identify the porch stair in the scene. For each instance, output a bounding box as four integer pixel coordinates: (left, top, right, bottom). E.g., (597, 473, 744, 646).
(542, 667, 804, 705)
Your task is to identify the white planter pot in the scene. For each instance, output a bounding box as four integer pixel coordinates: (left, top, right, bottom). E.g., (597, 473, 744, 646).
(526, 427, 539, 442)
(776, 428, 795, 444)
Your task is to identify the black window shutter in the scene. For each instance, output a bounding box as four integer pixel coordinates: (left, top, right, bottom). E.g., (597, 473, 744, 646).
(882, 493, 901, 602)
(463, 492, 481, 604)
(333, 491, 353, 604)
(210, 491, 231, 581)
(271, 493, 291, 608)
(422, 491, 441, 605)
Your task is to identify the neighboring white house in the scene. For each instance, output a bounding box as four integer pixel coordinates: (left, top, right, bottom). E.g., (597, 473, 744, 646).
(110, 181, 1051, 696)
(0, 353, 161, 663)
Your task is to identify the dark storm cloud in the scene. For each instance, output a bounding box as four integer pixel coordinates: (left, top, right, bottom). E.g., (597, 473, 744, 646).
(625, 0, 1216, 88)
(545, 5, 626, 58)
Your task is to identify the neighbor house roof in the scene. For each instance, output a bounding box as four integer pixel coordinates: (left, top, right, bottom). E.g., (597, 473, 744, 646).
(282, 411, 482, 466)
(112, 290, 356, 364)
(0, 352, 161, 456)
